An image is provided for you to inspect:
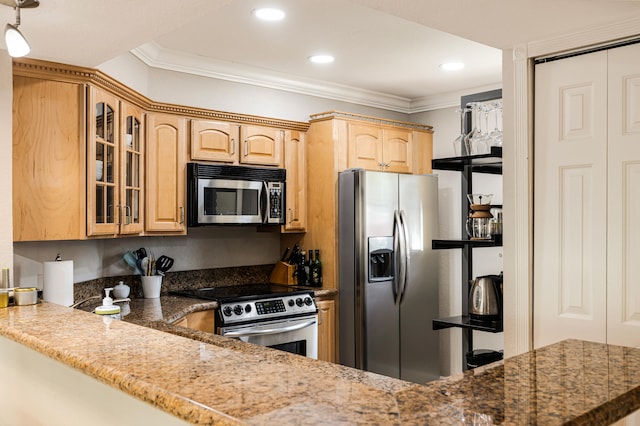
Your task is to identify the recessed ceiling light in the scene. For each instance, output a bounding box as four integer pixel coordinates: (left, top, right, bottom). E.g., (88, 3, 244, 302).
(439, 62, 465, 71)
(253, 8, 286, 21)
(309, 55, 335, 64)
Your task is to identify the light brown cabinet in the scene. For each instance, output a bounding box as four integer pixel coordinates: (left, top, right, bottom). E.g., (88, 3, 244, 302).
(12, 58, 309, 241)
(317, 298, 336, 363)
(240, 125, 283, 166)
(174, 310, 215, 334)
(119, 103, 145, 235)
(347, 123, 413, 174)
(12, 76, 86, 241)
(87, 88, 145, 237)
(190, 119, 239, 163)
(146, 113, 187, 234)
(282, 130, 306, 232)
(190, 119, 283, 167)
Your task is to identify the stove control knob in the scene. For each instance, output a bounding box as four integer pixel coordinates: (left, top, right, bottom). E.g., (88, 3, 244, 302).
(296, 298, 303, 307)
(288, 299, 295, 307)
(304, 297, 313, 306)
(233, 305, 244, 315)
(245, 304, 252, 313)
(223, 306, 233, 317)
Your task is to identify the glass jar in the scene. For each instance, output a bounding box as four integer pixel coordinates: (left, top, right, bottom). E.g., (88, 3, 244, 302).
(466, 216, 493, 240)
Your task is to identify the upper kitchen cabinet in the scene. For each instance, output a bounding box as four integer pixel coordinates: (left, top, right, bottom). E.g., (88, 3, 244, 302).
(119, 103, 145, 235)
(11, 58, 310, 241)
(87, 88, 145, 237)
(190, 119, 283, 167)
(240, 125, 283, 166)
(282, 130, 307, 232)
(146, 113, 187, 234)
(190, 119, 239, 163)
(87, 87, 119, 236)
(13, 75, 87, 241)
(347, 123, 414, 173)
(310, 111, 433, 175)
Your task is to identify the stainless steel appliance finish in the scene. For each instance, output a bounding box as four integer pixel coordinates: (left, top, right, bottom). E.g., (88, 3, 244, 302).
(219, 316, 318, 359)
(171, 284, 318, 359)
(338, 169, 440, 384)
(187, 163, 285, 226)
(469, 274, 503, 319)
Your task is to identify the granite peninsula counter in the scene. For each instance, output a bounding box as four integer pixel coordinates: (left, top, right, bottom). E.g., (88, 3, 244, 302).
(1, 299, 639, 425)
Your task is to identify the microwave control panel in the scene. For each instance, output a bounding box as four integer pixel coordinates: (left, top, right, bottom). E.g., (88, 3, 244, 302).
(267, 182, 284, 223)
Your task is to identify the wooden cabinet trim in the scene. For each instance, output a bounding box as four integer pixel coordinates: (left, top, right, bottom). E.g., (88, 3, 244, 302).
(13, 58, 309, 132)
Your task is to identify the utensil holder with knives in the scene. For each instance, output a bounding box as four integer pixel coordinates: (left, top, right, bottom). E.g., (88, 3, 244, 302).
(269, 262, 296, 285)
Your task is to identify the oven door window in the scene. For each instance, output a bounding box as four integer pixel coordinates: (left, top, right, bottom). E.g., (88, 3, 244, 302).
(268, 340, 307, 357)
(198, 179, 262, 224)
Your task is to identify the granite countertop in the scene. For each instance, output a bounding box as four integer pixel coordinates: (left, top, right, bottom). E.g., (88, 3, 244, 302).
(1, 299, 640, 425)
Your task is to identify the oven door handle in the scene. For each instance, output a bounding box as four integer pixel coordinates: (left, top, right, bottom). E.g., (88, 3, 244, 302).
(223, 318, 317, 338)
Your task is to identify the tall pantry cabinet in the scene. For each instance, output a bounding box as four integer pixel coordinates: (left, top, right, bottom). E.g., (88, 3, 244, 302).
(534, 42, 640, 349)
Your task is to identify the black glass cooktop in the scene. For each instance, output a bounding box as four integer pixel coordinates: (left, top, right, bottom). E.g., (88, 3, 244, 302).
(170, 284, 312, 302)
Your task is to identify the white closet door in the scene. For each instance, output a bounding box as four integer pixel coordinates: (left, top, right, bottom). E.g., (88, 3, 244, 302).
(607, 43, 640, 348)
(533, 51, 608, 348)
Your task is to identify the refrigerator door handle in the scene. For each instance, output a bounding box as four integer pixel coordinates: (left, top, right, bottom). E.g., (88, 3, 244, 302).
(398, 210, 410, 303)
(393, 210, 402, 303)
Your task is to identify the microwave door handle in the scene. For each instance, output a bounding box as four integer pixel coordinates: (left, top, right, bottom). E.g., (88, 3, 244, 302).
(260, 181, 268, 223)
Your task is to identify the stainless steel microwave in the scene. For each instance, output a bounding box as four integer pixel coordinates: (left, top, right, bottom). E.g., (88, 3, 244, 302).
(187, 163, 286, 226)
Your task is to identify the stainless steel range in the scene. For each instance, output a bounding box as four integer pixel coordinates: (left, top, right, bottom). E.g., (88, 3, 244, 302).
(171, 284, 318, 359)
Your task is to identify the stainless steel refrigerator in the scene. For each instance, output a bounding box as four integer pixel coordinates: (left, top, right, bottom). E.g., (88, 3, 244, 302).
(338, 169, 439, 384)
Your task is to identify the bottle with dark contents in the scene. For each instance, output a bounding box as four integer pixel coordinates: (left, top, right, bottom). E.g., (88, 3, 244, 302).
(310, 249, 323, 287)
(297, 250, 309, 286)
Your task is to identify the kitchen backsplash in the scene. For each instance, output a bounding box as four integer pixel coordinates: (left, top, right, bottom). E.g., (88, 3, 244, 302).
(13, 226, 281, 288)
(74, 264, 274, 303)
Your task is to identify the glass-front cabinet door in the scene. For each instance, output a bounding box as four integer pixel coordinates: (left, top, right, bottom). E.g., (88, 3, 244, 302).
(87, 87, 145, 237)
(88, 88, 119, 236)
(120, 103, 144, 235)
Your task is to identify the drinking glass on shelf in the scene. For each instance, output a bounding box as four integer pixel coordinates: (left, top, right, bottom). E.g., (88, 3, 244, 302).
(465, 103, 490, 155)
(488, 100, 503, 147)
(452, 107, 470, 156)
(463, 103, 482, 155)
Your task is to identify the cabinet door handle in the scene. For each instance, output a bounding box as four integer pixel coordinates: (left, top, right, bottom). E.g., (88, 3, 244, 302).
(230, 138, 235, 156)
(124, 205, 131, 225)
(244, 140, 248, 157)
(179, 206, 184, 224)
(288, 207, 293, 224)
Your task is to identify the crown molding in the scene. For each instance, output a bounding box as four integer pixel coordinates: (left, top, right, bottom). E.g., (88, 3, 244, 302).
(131, 42, 496, 114)
(131, 42, 414, 113)
(409, 83, 503, 113)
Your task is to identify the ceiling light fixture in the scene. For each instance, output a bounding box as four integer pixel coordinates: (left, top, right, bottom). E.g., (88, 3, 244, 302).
(309, 55, 335, 64)
(2, 0, 38, 58)
(252, 7, 286, 21)
(439, 62, 465, 71)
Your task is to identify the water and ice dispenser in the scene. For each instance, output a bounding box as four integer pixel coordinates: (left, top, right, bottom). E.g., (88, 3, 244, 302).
(368, 237, 394, 282)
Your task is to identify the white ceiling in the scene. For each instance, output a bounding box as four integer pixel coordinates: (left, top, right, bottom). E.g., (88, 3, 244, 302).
(3, 0, 640, 112)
